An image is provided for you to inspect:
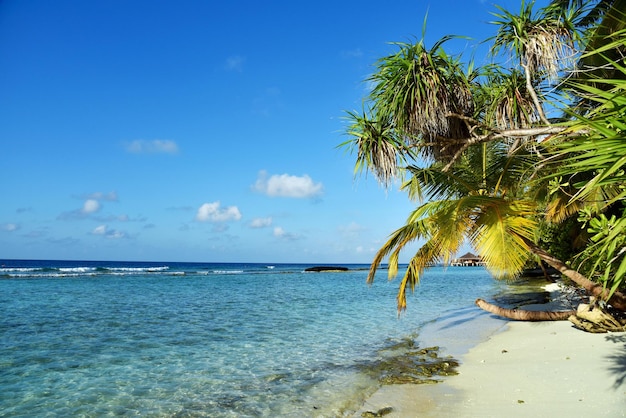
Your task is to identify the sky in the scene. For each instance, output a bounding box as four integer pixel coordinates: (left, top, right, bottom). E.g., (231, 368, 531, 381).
(0, 0, 545, 263)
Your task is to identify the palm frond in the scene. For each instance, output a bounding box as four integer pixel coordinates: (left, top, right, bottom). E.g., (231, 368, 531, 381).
(480, 68, 539, 131)
(396, 241, 442, 312)
(490, 0, 579, 81)
(554, 64, 626, 206)
(368, 36, 473, 161)
(366, 214, 429, 284)
(340, 109, 412, 187)
(402, 164, 482, 202)
(469, 197, 538, 278)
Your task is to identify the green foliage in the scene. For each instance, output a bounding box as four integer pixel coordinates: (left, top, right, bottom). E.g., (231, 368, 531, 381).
(575, 208, 626, 296)
(340, 109, 412, 187)
(367, 142, 540, 311)
(547, 28, 626, 297)
(535, 217, 584, 264)
(341, 0, 626, 312)
(368, 35, 474, 161)
(478, 67, 538, 130)
(490, 0, 580, 81)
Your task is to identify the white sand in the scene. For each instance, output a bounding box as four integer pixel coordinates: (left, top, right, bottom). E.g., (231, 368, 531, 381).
(354, 299, 626, 417)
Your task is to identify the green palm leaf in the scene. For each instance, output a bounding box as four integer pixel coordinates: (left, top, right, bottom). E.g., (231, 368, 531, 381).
(368, 36, 473, 160)
(469, 197, 538, 278)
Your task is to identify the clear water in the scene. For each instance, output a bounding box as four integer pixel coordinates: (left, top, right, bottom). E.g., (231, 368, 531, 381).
(0, 260, 507, 417)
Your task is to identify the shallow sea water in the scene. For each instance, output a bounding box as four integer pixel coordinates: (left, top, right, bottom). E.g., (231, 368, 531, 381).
(0, 261, 508, 417)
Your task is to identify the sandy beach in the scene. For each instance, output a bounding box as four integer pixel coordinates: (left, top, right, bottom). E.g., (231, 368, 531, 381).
(354, 288, 626, 417)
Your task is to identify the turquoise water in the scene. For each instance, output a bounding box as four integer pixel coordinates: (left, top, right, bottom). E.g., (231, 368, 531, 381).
(0, 260, 507, 417)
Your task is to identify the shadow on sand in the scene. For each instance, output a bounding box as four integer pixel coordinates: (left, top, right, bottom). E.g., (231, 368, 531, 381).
(605, 333, 626, 389)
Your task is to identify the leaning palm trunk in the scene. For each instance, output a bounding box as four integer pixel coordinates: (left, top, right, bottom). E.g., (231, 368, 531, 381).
(475, 237, 626, 321)
(521, 236, 626, 311)
(475, 298, 575, 321)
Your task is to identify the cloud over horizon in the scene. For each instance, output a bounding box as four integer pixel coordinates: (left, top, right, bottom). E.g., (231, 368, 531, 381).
(273, 226, 299, 240)
(196, 202, 242, 222)
(91, 225, 126, 239)
(252, 171, 323, 198)
(250, 217, 272, 228)
(58, 198, 103, 220)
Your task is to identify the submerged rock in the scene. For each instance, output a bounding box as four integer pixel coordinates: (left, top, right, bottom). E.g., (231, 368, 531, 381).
(361, 406, 394, 417)
(359, 344, 459, 385)
(304, 266, 349, 272)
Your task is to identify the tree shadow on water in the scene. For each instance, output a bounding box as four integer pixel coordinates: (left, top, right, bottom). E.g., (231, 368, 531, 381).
(605, 333, 626, 389)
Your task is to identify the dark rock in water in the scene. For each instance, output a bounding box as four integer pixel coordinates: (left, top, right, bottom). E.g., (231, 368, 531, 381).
(304, 266, 349, 272)
(521, 266, 560, 278)
(361, 406, 394, 417)
(359, 345, 459, 385)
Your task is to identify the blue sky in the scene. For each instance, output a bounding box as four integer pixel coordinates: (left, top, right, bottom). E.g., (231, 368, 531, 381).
(0, 0, 541, 263)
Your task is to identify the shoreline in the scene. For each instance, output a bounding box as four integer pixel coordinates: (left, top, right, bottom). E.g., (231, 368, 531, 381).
(353, 283, 626, 417)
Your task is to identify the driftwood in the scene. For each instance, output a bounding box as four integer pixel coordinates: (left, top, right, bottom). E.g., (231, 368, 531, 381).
(568, 303, 626, 333)
(476, 298, 575, 321)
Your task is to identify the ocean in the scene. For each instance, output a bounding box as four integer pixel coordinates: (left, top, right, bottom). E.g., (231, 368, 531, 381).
(0, 259, 513, 417)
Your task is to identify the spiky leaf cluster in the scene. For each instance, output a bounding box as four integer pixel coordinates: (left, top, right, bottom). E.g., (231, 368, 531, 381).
(368, 38, 474, 160)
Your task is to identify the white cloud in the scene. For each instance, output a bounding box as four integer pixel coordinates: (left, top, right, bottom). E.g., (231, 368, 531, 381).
(196, 202, 242, 222)
(108, 231, 125, 239)
(273, 226, 287, 237)
(92, 225, 107, 235)
(250, 217, 272, 228)
(82, 199, 101, 214)
(125, 139, 179, 154)
(273, 226, 299, 240)
(57, 192, 131, 223)
(253, 170, 323, 198)
(91, 225, 126, 239)
(225, 55, 245, 72)
(1, 223, 19, 232)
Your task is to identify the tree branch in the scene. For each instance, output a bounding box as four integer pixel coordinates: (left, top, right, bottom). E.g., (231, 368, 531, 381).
(522, 63, 550, 125)
(439, 125, 566, 172)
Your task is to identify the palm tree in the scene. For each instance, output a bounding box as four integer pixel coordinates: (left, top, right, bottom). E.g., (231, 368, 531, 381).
(341, 0, 626, 319)
(489, 0, 581, 124)
(366, 142, 540, 312)
(367, 35, 474, 162)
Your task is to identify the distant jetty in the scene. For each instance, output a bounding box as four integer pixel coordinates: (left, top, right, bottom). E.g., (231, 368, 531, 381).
(304, 266, 349, 272)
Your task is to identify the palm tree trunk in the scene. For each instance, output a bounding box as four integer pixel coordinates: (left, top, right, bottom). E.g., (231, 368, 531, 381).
(538, 262, 554, 282)
(521, 236, 626, 311)
(521, 63, 550, 125)
(476, 298, 575, 321)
